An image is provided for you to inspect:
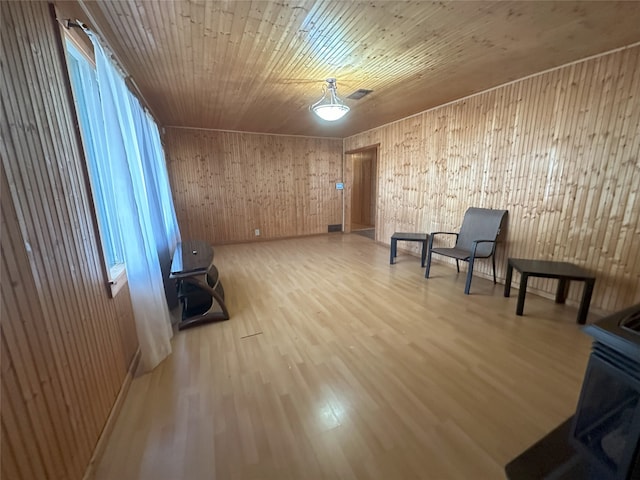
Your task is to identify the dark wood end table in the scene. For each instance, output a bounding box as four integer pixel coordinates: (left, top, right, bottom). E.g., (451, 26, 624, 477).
(390, 232, 428, 267)
(504, 258, 596, 324)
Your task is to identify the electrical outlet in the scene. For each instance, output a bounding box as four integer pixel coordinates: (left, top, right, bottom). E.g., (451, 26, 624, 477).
(255, 229, 260, 236)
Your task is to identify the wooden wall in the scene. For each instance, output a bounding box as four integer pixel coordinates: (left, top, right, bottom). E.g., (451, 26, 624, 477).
(345, 45, 640, 314)
(1, 2, 138, 479)
(164, 128, 343, 244)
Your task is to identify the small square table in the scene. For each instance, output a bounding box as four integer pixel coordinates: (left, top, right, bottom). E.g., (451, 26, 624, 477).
(504, 258, 596, 324)
(390, 232, 428, 267)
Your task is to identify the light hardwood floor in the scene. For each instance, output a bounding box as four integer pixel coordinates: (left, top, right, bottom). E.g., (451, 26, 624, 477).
(93, 234, 595, 480)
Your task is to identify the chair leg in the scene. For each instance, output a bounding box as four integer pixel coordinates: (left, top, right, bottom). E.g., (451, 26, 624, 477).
(464, 257, 475, 295)
(455, 259, 460, 273)
(425, 236, 434, 278)
(492, 255, 497, 284)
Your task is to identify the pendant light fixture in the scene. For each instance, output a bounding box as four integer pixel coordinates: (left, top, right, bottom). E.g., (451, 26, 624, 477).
(310, 78, 350, 121)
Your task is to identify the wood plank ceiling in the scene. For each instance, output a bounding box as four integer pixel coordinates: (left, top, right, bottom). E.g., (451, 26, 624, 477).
(59, 1, 640, 138)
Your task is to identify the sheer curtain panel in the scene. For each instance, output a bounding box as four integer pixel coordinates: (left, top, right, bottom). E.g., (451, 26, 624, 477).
(86, 32, 181, 372)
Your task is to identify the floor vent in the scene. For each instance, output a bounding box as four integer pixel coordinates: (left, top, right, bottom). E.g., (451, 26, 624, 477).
(328, 224, 342, 232)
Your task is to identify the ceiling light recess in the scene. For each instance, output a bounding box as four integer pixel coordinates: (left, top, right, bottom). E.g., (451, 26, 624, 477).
(310, 78, 350, 121)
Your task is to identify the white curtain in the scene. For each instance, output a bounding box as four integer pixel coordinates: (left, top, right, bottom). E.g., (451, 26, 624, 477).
(129, 101, 181, 282)
(88, 32, 180, 372)
(66, 43, 124, 266)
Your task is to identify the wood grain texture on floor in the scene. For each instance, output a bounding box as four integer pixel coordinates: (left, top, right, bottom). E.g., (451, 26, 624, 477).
(93, 234, 594, 480)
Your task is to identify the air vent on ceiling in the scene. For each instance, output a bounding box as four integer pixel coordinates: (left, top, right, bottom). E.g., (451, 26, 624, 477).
(347, 89, 373, 100)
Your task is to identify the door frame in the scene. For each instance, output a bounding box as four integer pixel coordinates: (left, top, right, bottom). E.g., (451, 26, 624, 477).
(343, 144, 380, 234)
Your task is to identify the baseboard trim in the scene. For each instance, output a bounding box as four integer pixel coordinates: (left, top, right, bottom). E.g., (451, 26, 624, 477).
(82, 347, 141, 480)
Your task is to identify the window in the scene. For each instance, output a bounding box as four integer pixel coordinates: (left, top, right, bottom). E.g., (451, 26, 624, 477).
(65, 39, 126, 288)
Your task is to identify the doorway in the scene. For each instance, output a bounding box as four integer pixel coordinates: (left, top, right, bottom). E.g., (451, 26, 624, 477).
(344, 145, 378, 239)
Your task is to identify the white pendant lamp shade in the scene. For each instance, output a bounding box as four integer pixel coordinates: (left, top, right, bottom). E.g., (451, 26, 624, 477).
(311, 78, 350, 121)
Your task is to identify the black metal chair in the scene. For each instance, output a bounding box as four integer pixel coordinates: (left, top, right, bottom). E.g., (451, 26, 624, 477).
(425, 208, 508, 294)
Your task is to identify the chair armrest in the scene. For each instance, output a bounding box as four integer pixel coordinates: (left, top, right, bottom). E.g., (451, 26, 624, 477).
(470, 239, 497, 257)
(429, 231, 458, 249)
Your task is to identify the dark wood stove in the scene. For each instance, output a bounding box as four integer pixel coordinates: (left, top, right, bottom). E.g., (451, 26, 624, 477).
(571, 303, 640, 479)
(506, 303, 640, 480)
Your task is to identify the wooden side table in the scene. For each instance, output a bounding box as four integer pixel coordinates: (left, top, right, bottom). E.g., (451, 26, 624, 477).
(504, 258, 596, 324)
(390, 232, 428, 266)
